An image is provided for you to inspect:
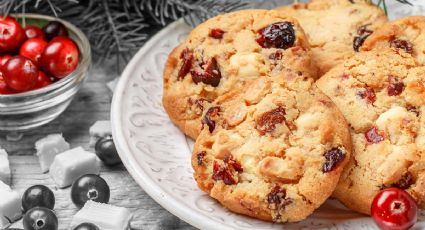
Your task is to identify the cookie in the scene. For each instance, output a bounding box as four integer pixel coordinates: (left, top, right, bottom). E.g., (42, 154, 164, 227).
(277, 0, 388, 75)
(163, 10, 317, 139)
(317, 48, 425, 215)
(192, 74, 352, 222)
(362, 16, 425, 64)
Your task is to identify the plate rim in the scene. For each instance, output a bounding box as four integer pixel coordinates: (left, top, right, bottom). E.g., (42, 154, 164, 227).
(111, 19, 241, 230)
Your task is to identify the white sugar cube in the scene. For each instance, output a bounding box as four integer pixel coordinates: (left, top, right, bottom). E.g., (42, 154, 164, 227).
(0, 181, 21, 228)
(71, 201, 132, 230)
(0, 149, 10, 185)
(89, 120, 112, 147)
(49, 147, 100, 188)
(35, 134, 70, 173)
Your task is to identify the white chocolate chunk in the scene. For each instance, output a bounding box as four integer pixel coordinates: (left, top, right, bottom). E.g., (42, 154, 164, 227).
(259, 156, 302, 181)
(0, 149, 10, 185)
(49, 147, 100, 188)
(376, 106, 408, 129)
(89, 120, 112, 147)
(0, 181, 21, 228)
(35, 134, 70, 173)
(229, 53, 263, 78)
(376, 106, 417, 145)
(295, 112, 320, 130)
(71, 201, 133, 230)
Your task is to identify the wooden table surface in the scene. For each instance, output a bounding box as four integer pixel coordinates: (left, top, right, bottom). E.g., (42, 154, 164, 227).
(2, 61, 197, 230)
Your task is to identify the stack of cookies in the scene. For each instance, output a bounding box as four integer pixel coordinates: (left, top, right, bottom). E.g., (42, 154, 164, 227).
(162, 0, 425, 223)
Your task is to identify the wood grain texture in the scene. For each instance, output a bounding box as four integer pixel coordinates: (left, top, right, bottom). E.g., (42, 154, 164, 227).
(1, 63, 197, 230)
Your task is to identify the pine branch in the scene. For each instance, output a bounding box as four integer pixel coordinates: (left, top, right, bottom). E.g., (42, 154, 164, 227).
(139, 0, 248, 26)
(1, 0, 248, 72)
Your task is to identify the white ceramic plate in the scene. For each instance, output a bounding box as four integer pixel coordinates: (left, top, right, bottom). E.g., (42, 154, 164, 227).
(111, 3, 425, 229)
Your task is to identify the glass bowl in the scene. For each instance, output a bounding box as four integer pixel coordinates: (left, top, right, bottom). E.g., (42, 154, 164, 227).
(0, 14, 91, 134)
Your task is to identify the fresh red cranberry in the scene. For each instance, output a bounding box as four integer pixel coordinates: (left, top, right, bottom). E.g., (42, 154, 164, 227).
(42, 21, 68, 41)
(41, 36, 79, 78)
(0, 16, 26, 53)
(22, 185, 55, 213)
(20, 38, 48, 67)
(365, 126, 385, 144)
(3, 56, 38, 92)
(256, 22, 295, 49)
(177, 48, 193, 80)
(0, 54, 11, 69)
(73, 223, 100, 230)
(371, 188, 417, 230)
(0, 72, 14, 94)
(25, 25, 45, 40)
(71, 174, 110, 208)
(33, 71, 53, 90)
(209, 28, 225, 39)
(23, 207, 58, 230)
(95, 136, 122, 166)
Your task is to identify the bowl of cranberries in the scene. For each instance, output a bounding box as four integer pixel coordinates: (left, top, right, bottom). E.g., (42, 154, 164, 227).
(0, 14, 91, 132)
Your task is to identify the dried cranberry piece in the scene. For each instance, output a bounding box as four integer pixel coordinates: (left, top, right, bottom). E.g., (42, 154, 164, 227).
(197, 151, 206, 166)
(357, 24, 373, 35)
(387, 76, 405, 96)
(256, 107, 286, 135)
(177, 48, 193, 80)
(357, 87, 376, 104)
(209, 28, 225, 39)
(353, 25, 373, 52)
(267, 186, 292, 211)
(212, 161, 237, 185)
(256, 22, 295, 49)
(202, 106, 220, 133)
(224, 154, 243, 172)
(188, 98, 210, 113)
(390, 39, 414, 54)
(322, 147, 346, 173)
(269, 51, 283, 60)
(353, 36, 370, 52)
(407, 105, 420, 117)
(365, 126, 385, 144)
(191, 58, 221, 87)
(391, 172, 414, 190)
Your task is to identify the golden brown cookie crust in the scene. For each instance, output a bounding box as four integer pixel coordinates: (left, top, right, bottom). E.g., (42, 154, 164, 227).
(362, 16, 425, 65)
(192, 75, 352, 222)
(317, 48, 425, 215)
(277, 0, 388, 76)
(163, 9, 317, 139)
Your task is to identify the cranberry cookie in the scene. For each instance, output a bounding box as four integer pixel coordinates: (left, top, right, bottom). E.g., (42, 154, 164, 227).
(362, 16, 425, 64)
(277, 0, 388, 75)
(192, 75, 351, 222)
(317, 49, 425, 215)
(163, 10, 317, 139)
